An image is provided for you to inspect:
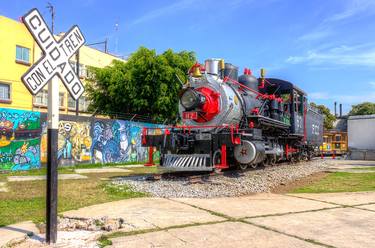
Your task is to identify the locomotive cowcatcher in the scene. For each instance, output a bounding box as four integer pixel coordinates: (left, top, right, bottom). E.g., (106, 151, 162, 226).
(142, 58, 323, 171)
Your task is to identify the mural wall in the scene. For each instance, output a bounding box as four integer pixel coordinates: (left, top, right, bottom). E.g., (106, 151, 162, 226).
(90, 120, 162, 164)
(0, 108, 41, 171)
(58, 121, 92, 166)
(5, 110, 163, 171)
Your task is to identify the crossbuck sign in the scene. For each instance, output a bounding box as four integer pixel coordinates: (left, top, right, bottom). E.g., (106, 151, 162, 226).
(21, 9, 85, 100)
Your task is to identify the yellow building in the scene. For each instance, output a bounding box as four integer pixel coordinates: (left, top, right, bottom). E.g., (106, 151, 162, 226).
(0, 15, 124, 115)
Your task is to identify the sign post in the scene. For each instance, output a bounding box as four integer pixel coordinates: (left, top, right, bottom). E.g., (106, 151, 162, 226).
(21, 8, 86, 244)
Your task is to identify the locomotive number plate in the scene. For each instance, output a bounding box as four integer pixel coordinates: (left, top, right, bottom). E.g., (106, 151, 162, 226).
(183, 111, 198, 120)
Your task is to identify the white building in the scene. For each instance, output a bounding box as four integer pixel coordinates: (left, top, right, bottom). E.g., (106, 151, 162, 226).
(348, 114, 375, 160)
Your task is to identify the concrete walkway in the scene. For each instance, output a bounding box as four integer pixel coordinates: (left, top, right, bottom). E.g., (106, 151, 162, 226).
(0, 182, 8, 192)
(7, 174, 88, 182)
(0, 221, 39, 248)
(4, 192, 375, 248)
(74, 167, 132, 174)
(325, 159, 375, 172)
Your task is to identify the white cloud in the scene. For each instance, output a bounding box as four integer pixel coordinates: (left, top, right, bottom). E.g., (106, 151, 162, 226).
(310, 91, 375, 104)
(324, 0, 375, 23)
(286, 44, 375, 67)
(299, 30, 332, 41)
(298, 0, 375, 42)
(129, 0, 199, 26)
(128, 0, 253, 27)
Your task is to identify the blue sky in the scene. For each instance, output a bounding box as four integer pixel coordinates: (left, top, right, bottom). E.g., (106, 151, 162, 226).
(1, 0, 375, 114)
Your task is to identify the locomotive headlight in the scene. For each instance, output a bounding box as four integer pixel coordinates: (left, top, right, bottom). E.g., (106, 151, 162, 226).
(180, 89, 204, 110)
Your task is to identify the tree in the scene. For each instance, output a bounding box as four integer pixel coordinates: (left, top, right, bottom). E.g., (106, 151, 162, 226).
(86, 47, 196, 122)
(310, 102, 336, 129)
(349, 102, 375, 116)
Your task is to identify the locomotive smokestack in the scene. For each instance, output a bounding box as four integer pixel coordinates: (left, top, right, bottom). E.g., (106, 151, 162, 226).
(334, 102, 337, 117)
(339, 103, 342, 117)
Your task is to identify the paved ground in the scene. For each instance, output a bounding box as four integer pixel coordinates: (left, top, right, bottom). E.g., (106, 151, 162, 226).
(74, 168, 132, 174)
(0, 221, 39, 247)
(3, 159, 375, 248)
(0, 181, 8, 192)
(110, 222, 320, 248)
(63, 198, 225, 232)
(7, 174, 88, 182)
(325, 159, 375, 171)
(107, 192, 375, 248)
(3, 192, 375, 248)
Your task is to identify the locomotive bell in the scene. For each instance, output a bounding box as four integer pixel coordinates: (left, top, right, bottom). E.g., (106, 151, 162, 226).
(192, 66, 202, 77)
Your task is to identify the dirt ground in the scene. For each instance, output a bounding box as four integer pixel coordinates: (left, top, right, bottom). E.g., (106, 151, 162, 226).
(271, 172, 329, 194)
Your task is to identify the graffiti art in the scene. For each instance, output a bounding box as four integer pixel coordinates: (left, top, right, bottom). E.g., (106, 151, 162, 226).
(0, 108, 41, 171)
(91, 120, 130, 163)
(0, 107, 163, 171)
(58, 121, 92, 166)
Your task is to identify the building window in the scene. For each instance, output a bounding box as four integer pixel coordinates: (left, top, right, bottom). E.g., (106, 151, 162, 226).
(59, 93, 65, 107)
(0, 83, 11, 102)
(69, 61, 87, 78)
(68, 95, 76, 109)
(34, 90, 48, 106)
(79, 96, 90, 112)
(335, 135, 341, 142)
(16, 45, 30, 64)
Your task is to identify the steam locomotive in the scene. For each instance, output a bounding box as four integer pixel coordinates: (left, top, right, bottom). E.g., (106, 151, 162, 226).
(142, 59, 323, 171)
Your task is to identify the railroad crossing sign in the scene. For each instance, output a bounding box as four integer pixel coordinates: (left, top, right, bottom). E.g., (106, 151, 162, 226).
(20, 8, 86, 244)
(21, 8, 85, 100)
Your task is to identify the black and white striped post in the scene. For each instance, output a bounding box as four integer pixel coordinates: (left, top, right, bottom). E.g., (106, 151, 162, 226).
(20, 8, 86, 243)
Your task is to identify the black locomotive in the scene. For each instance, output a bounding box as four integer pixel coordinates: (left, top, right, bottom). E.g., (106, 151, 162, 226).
(142, 58, 323, 171)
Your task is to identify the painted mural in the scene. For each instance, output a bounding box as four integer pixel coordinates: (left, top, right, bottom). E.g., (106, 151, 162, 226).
(0, 108, 41, 171)
(0, 107, 163, 170)
(91, 120, 162, 164)
(91, 120, 130, 163)
(58, 121, 92, 166)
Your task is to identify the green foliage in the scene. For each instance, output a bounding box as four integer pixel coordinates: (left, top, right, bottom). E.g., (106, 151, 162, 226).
(86, 47, 196, 122)
(349, 102, 375, 116)
(310, 102, 336, 129)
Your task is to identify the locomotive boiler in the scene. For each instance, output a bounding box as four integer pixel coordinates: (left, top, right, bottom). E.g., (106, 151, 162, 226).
(142, 58, 323, 171)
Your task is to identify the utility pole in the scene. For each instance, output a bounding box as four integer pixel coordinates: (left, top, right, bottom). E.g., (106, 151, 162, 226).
(87, 39, 108, 53)
(46, 3, 58, 244)
(47, 3, 55, 33)
(75, 51, 80, 116)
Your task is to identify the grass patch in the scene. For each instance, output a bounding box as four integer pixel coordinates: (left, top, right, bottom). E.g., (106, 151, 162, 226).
(101, 183, 148, 199)
(98, 235, 113, 247)
(0, 166, 157, 227)
(350, 167, 375, 171)
(291, 172, 375, 193)
(0, 161, 151, 176)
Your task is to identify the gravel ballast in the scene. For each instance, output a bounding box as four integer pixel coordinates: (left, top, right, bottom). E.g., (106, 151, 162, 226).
(111, 159, 329, 198)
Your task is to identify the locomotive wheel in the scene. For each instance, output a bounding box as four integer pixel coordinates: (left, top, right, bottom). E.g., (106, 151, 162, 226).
(290, 156, 296, 164)
(212, 149, 222, 167)
(295, 155, 301, 163)
(270, 157, 277, 166)
(263, 157, 270, 167)
(238, 163, 248, 170)
(265, 155, 276, 167)
(250, 163, 258, 169)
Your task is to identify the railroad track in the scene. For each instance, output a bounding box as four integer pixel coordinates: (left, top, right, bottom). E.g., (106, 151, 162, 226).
(125, 158, 321, 184)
